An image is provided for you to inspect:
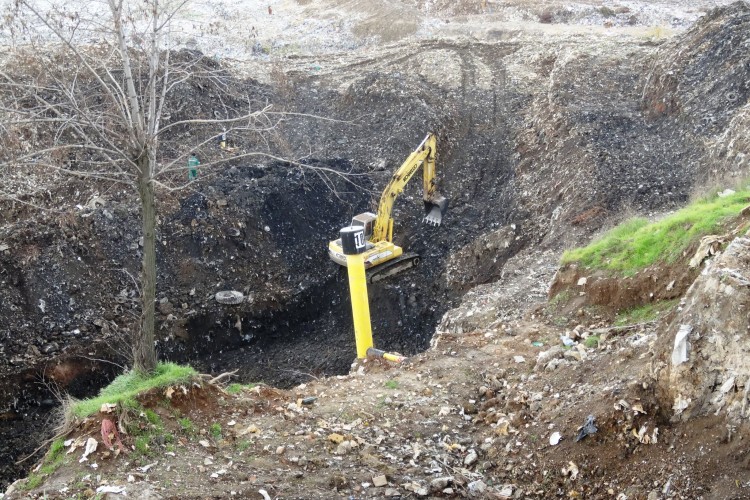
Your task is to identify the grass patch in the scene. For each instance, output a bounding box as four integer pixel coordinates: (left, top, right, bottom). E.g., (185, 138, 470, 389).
(210, 423, 222, 439)
(20, 438, 67, 490)
(178, 417, 196, 436)
(144, 408, 163, 428)
(615, 299, 679, 326)
(226, 382, 258, 394)
(384, 380, 399, 390)
(71, 362, 197, 418)
(584, 335, 601, 348)
(22, 474, 43, 490)
(562, 189, 750, 275)
(134, 435, 151, 456)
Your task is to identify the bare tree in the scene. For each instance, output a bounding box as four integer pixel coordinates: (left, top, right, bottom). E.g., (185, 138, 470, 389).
(0, 0, 316, 374)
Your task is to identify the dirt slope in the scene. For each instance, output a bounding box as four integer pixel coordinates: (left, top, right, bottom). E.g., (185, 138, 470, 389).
(8, 314, 750, 499)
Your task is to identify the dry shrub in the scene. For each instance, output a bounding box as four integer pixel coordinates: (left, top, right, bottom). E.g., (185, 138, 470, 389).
(571, 206, 607, 225)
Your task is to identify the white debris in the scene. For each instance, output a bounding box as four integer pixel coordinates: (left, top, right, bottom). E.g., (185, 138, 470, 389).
(96, 485, 126, 495)
(672, 324, 692, 365)
(259, 489, 272, 500)
(562, 461, 579, 480)
(79, 438, 98, 462)
(549, 432, 562, 445)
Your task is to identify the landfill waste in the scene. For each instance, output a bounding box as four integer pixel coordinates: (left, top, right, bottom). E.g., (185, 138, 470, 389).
(575, 415, 598, 442)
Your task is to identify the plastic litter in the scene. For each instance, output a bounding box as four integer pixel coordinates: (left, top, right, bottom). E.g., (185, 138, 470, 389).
(672, 324, 692, 365)
(560, 335, 575, 347)
(575, 415, 598, 442)
(215, 290, 244, 305)
(549, 431, 562, 445)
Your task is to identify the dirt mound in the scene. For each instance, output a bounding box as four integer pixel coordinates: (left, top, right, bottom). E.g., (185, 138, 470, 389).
(653, 229, 750, 423)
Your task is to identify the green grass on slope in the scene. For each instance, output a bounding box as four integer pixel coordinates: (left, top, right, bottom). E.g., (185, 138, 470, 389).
(71, 362, 197, 418)
(562, 189, 750, 275)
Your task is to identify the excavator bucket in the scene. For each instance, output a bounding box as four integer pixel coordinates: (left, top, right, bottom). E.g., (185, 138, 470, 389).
(424, 195, 448, 226)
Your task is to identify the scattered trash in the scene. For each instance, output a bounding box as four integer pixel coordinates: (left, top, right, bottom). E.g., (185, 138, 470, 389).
(614, 399, 631, 411)
(513, 355, 526, 363)
(259, 489, 272, 500)
(673, 394, 691, 415)
(101, 418, 124, 453)
(672, 324, 692, 365)
(550, 431, 562, 445)
(215, 290, 244, 305)
(633, 425, 659, 444)
(575, 415, 598, 442)
(139, 462, 157, 473)
(100, 403, 117, 414)
(532, 341, 544, 347)
(560, 335, 576, 347)
(562, 461, 579, 480)
(199, 440, 211, 448)
(96, 485, 126, 495)
(498, 484, 514, 498)
(79, 437, 98, 462)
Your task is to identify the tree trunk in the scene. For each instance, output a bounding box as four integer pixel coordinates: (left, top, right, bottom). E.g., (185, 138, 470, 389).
(134, 151, 158, 374)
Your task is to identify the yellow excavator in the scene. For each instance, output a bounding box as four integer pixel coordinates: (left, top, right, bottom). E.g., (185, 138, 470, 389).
(328, 133, 448, 282)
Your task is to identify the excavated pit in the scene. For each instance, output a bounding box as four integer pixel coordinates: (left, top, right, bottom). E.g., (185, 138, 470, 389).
(4, 2, 750, 489)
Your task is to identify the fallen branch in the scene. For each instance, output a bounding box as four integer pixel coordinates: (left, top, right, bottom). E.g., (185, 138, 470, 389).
(204, 370, 239, 385)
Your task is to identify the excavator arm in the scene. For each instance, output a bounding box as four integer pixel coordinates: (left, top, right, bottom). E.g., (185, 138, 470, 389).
(371, 133, 448, 243)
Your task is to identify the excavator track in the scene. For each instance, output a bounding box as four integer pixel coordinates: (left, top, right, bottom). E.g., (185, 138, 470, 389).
(366, 253, 421, 283)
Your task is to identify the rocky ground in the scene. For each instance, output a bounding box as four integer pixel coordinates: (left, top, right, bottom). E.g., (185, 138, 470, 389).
(7, 311, 750, 499)
(2, 0, 750, 495)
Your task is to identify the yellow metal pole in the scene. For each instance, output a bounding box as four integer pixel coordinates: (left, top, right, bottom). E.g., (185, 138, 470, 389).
(346, 254, 374, 358)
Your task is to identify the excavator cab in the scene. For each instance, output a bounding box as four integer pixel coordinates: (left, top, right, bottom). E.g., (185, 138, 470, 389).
(351, 212, 377, 239)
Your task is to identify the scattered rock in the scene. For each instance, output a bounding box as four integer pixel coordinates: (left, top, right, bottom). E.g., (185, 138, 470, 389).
(468, 479, 487, 497)
(430, 477, 453, 491)
(372, 475, 388, 487)
(464, 449, 478, 466)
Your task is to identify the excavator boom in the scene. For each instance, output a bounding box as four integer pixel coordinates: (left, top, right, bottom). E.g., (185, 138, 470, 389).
(328, 133, 448, 281)
(372, 133, 447, 242)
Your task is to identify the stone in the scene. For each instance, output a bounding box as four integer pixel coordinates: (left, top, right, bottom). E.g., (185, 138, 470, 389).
(430, 477, 453, 491)
(464, 449, 478, 466)
(335, 440, 354, 455)
(372, 475, 388, 487)
(468, 480, 487, 497)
